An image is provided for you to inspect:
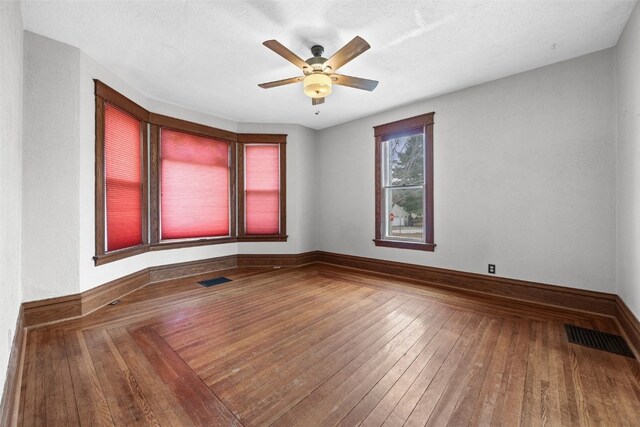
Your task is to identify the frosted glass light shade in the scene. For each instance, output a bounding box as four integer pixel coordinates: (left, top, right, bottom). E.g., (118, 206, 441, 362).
(303, 74, 332, 98)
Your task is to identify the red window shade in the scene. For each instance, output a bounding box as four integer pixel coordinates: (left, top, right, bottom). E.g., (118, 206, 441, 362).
(245, 145, 280, 235)
(104, 103, 143, 252)
(161, 129, 229, 239)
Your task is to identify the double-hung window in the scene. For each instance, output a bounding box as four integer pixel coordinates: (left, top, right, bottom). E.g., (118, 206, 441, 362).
(374, 113, 435, 251)
(237, 135, 287, 240)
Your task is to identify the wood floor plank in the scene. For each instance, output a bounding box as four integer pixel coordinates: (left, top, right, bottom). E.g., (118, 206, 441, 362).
(236, 298, 428, 425)
(421, 318, 503, 426)
(130, 327, 241, 426)
(204, 287, 391, 391)
(290, 303, 452, 427)
(466, 320, 518, 426)
(64, 330, 114, 426)
(359, 310, 473, 427)
(16, 264, 640, 426)
(335, 305, 458, 427)
(381, 313, 485, 426)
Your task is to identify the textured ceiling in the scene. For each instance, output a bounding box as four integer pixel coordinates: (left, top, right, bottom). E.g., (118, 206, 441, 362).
(21, 0, 636, 129)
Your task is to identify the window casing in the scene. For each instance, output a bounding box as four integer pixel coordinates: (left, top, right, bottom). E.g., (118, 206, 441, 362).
(94, 82, 149, 264)
(94, 80, 286, 264)
(237, 135, 287, 240)
(374, 113, 435, 251)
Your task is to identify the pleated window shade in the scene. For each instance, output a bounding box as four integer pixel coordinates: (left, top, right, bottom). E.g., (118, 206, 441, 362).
(160, 129, 230, 239)
(245, 145, 280, 235)
(104, 103, 143, 252)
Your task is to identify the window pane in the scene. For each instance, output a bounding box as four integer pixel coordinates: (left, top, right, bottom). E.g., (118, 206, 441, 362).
(245, 145, 280, 235)
(160, 129, 229, 239)
(384, 133, 424, 186)
(385, 187, 424, 240)
(104, 103, 142, 251)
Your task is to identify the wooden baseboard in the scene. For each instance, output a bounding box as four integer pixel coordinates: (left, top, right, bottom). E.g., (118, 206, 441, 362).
(149, 255, 237, 283)
(83, 270, 150, 315)
(237, 251, 317, 267)
(0, 307, 25, 427)
(615, 297, 640, 359)
(22, 250, 621, 327)
(22, 294, 82, 327)
(315, 251, 618, 317)
(22, 252, 314, 328)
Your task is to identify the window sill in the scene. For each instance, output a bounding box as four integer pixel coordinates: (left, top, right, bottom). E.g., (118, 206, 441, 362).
(94, 245, 149, 266)
(150, 237, 237, 251)
(373, 239, 436, 251)
(238, 235, 288, 242)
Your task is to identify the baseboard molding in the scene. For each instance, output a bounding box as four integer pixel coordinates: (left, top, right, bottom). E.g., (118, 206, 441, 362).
(22, 294, 82, 327)
(22, 250, 622, 327)
(83, 269, 150, 315)
(21, 252, 318, 328)
(237, 251, 317, 267)
(0, 307, 25, 427)
(149, 254, 237, 283)
(315, 251, 619, 317)
(615, 297, 640, 359)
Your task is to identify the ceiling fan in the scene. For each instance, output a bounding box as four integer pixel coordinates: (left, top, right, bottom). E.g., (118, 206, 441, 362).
(258, 36, 379, 105)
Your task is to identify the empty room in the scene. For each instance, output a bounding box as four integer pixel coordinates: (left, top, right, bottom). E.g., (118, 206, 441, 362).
(1, 0, 640, 425)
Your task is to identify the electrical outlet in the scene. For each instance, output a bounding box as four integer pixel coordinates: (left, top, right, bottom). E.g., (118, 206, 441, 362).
(488, 264, 496, 274)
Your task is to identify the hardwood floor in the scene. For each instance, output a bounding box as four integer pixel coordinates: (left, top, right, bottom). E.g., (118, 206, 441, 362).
(17, 264, 640, 426)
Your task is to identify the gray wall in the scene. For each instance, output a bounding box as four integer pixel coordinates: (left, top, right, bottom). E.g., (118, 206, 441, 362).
(22, 32, 80, 301)
(317, 49, 617, 293)
(0, 0, 23, 404)
(616, 2, 640, 319)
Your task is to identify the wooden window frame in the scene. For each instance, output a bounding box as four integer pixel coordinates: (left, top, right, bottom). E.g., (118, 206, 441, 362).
(94, 80, 150, 266)
(149, 113, 237, 250)
(373, 113, 435, 251)
(237, 134, 288, 242)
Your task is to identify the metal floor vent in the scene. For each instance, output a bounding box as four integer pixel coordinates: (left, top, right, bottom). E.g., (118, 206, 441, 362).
(198, 277, 232, 288)
(565, 324, 635, 358)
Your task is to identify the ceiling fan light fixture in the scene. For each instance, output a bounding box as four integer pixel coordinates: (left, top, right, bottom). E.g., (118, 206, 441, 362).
(303, 73, 332, 98)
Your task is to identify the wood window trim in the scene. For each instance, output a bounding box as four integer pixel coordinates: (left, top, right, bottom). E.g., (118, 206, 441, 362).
(149, 113, 237, 143)
(374, 113, 435, 251)
(94, 80, 150, 265)
(149, 122, 237, 246)
(237, 139, 288, 241)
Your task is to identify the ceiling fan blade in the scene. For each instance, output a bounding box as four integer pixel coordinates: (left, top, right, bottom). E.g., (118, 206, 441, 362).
(263, 40, 309, 69)
(331, 74, 378, 91)
(258, 76, 304, 89)
(324, 36, 370, 72)
(312, 97, 325, 105)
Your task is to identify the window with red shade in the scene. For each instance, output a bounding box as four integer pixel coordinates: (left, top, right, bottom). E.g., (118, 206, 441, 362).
(238, 139, 286, 239)
(94, 80, 149, 265)
(104, 103, 144, 251)
(245, 145, 279, 234)
(160, 128, 230, 240)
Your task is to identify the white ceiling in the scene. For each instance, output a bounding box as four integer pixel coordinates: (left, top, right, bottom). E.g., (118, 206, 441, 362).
(21, 0, 636, 130)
